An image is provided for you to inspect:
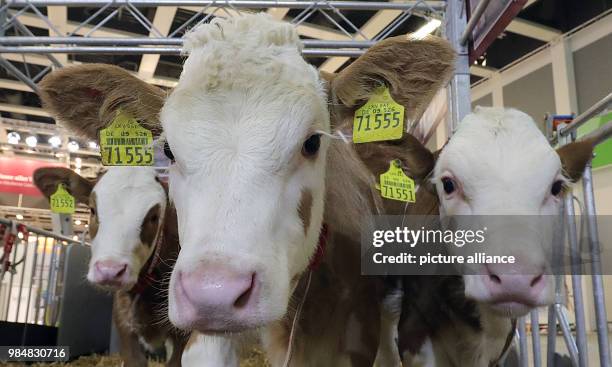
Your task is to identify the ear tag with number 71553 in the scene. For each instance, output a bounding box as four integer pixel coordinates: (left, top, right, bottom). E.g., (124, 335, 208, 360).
(378, 160, 415, 203)
(99, 111, 154, 166)
(353, 86, 405, 143)
(50, 184, 75, 214)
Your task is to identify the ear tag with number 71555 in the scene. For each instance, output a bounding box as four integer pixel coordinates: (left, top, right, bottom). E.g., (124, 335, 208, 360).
(50, 183, 75, 214)
(378, 160, 415, 203)
(353, 86, 405, 143)
(99, 111, 154, 166)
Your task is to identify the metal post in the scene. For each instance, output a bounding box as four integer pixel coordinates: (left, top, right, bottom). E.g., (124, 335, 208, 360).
(445, 0, 471, 134)
(581, 162, 612, 367)
(530, 309, 542, 367)
(564, 187, 589, 367)
(546, 305, 557, 367)
(556, 304, 580, 366)
(517, 317, 529, 367)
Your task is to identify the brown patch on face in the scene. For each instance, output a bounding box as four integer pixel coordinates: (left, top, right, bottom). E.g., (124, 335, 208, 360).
(140, 204, 161, 247)
(297, 190, 313, 235)
(88, 192, 99, 239)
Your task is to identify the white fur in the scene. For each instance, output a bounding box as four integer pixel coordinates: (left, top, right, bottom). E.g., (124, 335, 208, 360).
(161, 14, 330, 331)
(86, 166, 166, 287)
(433, 107, 561, 314)
(181, 333, 239, 367)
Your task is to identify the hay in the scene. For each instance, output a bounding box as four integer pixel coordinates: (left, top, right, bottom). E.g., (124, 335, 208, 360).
(0, 351, 269, 367)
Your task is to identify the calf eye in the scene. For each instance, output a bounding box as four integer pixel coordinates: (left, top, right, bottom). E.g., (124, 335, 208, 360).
(551, 180, 564, 196)
(164, 141, 174, 161)
(441, 177, 456, 195)
(302, 134, 321, 157)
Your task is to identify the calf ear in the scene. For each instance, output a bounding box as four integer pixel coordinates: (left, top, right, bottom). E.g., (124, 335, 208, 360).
(33, 167, 94, 204)
(557, 139, 595, 182)
(38, 64, 166, 139)
(330, 35, 455, 125)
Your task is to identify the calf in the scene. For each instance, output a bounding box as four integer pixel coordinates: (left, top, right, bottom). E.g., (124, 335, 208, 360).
(37, 14, 456, 366)
(353, 107, 596, 366)
(34, 167, 187, 366)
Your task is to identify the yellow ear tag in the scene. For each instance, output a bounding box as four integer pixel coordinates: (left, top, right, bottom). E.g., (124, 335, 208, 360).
(99, 111, 154, 166)
(353, 86, 405, 144)
(50, 184, 75, 214)
(379, 160, 415, 202)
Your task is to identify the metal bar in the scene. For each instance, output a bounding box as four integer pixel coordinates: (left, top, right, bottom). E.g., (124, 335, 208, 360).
(0, 45, 365, 57)
(5, 224, 19, 321)
(556, 304, 580, 366)
(581, 163, 612, 367)
(33, 234, 48, 324)
(14, 234, 28, 323)
(564, 189, 589, 367)
(23, 234, 38, 325)
(0, 36, 377, 48)
(518, 317, 529, 367)
(530, 309, 542, 367)
(445, 0, 471, 133)
(0, 218, 85, 245)
(10, 19, 64, 67)
(44, 237, 58, 326)
(581, 120, 612, 146)
(0, 56, 40, 93)
(559, 93, 612, 137)
(460, 0, 490, 45)
(5, 1, 445, 10)
(546, 305, 557, 367)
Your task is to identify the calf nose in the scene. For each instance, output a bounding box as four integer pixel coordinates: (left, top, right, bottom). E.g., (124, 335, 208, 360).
(484, 263, 546, 305)
(93, 260, 128, 286)
(173, 264, 257, 331)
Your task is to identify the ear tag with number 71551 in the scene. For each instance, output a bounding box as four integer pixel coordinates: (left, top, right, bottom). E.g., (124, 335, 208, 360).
(99, 111, 154, 166)
(353, 86, 405, 143)
(50, 184, 75, 214)
(378, 160, 415, 203)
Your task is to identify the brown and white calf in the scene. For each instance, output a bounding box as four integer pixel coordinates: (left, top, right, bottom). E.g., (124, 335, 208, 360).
(34, 167, 188, 366)
(357, 107, 596, 366)
(37, 13, 455, 366)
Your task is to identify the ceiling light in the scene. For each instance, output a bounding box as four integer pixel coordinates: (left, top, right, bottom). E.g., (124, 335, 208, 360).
(16, 214, 23, 220)
(74, 220, 82, 225)
(7, 132, 20, 145)
(48, 135, 62, 148)
(482, 58, 487, 67)
(412, 18, 442, 40)
(72, 235, 79, 241)
(88, 141, 98, 149)
(67, 141, 79, 152)
(25, 135, 38, 148)
(17, 232, 24, 239)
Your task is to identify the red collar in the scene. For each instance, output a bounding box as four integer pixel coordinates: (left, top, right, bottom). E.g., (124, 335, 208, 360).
(308, 224, 328, 271)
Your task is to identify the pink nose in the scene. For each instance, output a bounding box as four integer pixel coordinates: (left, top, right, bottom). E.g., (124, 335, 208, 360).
(93, 260, 129, 286)
(173, 264, 257, 331)
(484, 263, 546, 305)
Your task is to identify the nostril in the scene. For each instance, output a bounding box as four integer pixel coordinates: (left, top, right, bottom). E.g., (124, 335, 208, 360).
(233, 273, 255, 309)
(530, 273, 544, 287)
(489, 273, 501, 284)
(115, 264, 127, 278)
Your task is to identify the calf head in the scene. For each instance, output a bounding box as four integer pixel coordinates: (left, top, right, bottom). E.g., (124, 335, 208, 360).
(432, 107, 595, 316)
(34, 167, 166, 290)
(36, 14, 458, 333)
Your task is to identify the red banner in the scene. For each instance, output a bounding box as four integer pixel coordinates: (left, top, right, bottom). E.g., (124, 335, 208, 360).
(0, 157, 66, 197)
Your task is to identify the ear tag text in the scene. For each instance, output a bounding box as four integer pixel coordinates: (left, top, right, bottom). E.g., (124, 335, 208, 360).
(100, 111, 154, 166)
(353, 86, 405, 143)
(50, 184, 75, 214)
(379, 160, 415, 202)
